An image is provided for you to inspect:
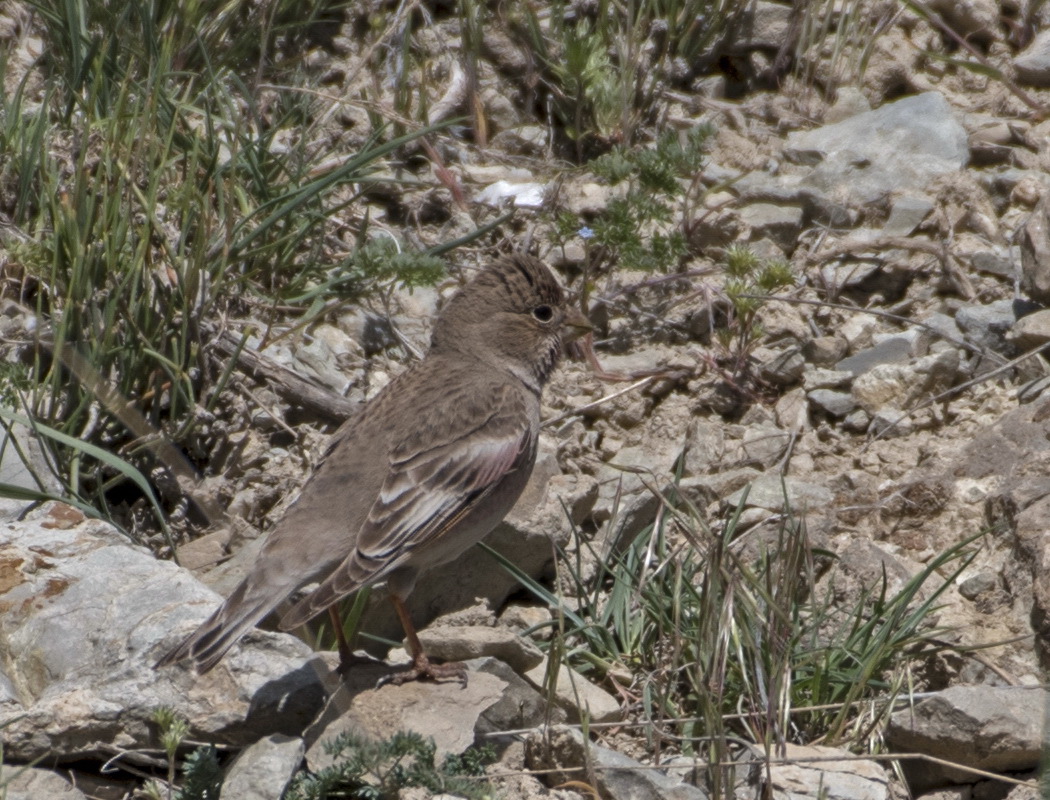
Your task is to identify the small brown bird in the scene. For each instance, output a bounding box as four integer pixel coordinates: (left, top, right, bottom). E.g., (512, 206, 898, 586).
(157, 254, 589, 681)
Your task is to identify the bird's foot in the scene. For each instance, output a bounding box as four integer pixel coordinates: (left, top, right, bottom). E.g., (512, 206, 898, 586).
(378, 655, 468, 687)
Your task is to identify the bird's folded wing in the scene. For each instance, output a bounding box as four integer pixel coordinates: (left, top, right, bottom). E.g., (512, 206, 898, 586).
(278, 383, 532, 629)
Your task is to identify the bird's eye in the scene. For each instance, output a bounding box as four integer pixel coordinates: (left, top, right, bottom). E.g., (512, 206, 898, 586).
(532, 305, 554, 322)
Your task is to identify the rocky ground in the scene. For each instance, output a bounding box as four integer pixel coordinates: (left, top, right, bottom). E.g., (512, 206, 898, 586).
(3, 0, 1050, 798)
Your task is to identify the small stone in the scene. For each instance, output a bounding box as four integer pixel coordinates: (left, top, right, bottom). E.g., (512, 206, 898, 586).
(959, 572, 998, 600)
(820, 259, 881, 293)
(808, 389, 856, 418)
(839, 315, 878, 350)
(1014, 29, 1050, 87)
(725, 475, 834, 512)
(739, 202, 804, 252)
(842, 409, 871, 432)
(1020, 195, 1050, 304)
(925, 0, 998, 42)
(883, 194, 934, 237)
(415, 625, 544, 673)
(499, 604, 552, 638)
(490, 125, 547, 155)
(524, 659, 621, 723)
(922, 312, 964, 345)
(764, 743, 890, 800)
(526, 727, 707, 800)
(775, 387, 809, 429)
(175, 528, 233, 572)
(727, 0, 792, 51)
(837, 330, 928, 377)
(958, 239, 1017, 279)
(867, 409, 913, 438)
(1012, 175, 1045, 207)
(1018, 375, 1050, 403)
(759, 347, 806, 386)
(1008, 308, 1050, 349)
(956, 300, 1017, 354)
(803, 368, 854, 391)
(824, 86, 871, 123)
(803, 335, 848, 366)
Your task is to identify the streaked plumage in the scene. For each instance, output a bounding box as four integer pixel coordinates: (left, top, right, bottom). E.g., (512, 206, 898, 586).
(157, 254, 587, 679)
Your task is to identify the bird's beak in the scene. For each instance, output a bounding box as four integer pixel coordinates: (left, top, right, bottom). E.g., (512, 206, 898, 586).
(562, 307, 594, 342)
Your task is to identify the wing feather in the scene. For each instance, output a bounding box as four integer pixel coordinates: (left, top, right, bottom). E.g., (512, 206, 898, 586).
(278, 383, 532, 629)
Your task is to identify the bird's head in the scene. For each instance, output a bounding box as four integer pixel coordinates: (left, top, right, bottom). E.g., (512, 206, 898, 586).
(432, 254, 591, 388)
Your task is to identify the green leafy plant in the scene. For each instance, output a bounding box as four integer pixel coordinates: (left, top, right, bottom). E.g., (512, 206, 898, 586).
(718, 243, 796, 376)
(286, 730, 497, 800)
(551, 126, 710, 281)
(174, 746, 223, 800)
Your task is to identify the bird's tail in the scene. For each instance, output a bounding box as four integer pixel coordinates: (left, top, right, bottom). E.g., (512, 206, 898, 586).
(154, 578, 284, 673)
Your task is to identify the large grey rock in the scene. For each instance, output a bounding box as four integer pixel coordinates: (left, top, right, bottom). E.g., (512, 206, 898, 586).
(763, 743, 890, 800)
(526, 727, 708, 800)
(784, 92, 969, 205)
(470, 657, 564, 742)
(886, 686, 1046, 790)
(0, 506, 325, 763)
(303, 656, 548, 770)
(220, 734, 305, 800)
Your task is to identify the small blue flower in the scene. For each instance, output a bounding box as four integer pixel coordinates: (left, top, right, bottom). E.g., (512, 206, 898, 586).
(578, 226, 594, 240)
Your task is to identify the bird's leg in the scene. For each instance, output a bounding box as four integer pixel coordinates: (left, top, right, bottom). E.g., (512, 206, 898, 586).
(327, 605, 355, 672)
(381, 595, 467, 686)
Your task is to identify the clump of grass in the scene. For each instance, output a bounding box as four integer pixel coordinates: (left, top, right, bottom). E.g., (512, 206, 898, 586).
(503, 0, 735, 156)
(492, 477, 979, 797)
(0, 0, 462, 541)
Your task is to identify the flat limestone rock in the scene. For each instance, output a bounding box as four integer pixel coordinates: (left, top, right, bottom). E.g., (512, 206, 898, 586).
(0, 506, 324, 763)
